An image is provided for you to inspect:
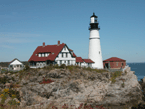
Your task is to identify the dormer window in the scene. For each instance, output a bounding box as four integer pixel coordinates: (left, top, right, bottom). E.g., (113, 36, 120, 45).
(42, 53, 44, 57)
(45, 53, 49, 57)
(38, 53, 41, 57)
(64, 46, 66, 50)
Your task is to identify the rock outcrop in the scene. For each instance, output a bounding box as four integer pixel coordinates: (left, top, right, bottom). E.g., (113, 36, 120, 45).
(0, 67, 143, 108)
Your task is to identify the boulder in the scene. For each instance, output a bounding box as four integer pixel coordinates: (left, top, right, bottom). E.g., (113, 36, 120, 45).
(143, 76, 145, 83)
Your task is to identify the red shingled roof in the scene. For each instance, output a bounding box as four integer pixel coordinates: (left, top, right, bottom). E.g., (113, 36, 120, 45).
(72, 52, 76, 57)
(28, 43, 65, 62)
(76, 57, 84, 63)
(69, 49, 73, 51)
(103, 57, 126, 62)
(83, 59, 94, 63)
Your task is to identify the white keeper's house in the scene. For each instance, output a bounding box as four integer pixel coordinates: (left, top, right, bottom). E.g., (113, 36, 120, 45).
(8, 58, 24, 71)
(28, 41, 94, 68)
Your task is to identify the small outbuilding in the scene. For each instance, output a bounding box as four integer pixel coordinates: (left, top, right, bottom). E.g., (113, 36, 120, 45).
(103, 57, 126, 69)
(8, 58, 24, 71)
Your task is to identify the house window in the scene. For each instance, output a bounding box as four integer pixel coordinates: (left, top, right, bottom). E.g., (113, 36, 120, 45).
(99, 51, 100, 54)
(64, 47, 66, 50)
(64, 61, 66, 63)
(39, 53, 41, 57)
(66, 53, 68, 57)
(68, 60, 70, 65)
(45, 53, 48, 57)
(116, 62, 118, 66)
(42, 53, 44, 57)
(62, 53, 63, 57)
(60, 60, 62, 65)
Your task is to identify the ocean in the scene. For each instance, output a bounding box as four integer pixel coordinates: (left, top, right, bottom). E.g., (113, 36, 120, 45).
(127, 63, 145, 81)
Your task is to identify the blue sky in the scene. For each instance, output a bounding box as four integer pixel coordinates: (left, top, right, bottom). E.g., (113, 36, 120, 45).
(0, 0, 145, 63)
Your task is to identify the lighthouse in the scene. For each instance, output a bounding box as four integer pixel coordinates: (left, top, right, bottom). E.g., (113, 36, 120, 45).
(88, 13, 103, 69)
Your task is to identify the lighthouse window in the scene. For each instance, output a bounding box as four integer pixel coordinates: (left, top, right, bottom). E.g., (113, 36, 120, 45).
(95, 18, 97, 23)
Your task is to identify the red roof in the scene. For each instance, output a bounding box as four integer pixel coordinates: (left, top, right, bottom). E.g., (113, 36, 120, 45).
(103, 57, 126, 62)
(28, 43, 65, 62)
(73, 52, 77, 57)
(76, 57, 84, 63)
(69, 49, 73, 51)
(83, 59, 94, 63)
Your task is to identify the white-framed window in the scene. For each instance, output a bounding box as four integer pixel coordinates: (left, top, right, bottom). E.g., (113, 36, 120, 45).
(45, 53, 47, 57)
(62, 53, 63, 57)
(66, 53, 68, 57)
(68, 60, 70, 65)
(36, 63, 39, 66)
(60, 60, 62, 65)
(42, 53, 44, 57)
(39, 53, 41, 57)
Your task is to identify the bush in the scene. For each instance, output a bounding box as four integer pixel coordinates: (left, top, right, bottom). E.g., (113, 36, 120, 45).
(25, 65, 30, 70)
(66, 65, 74, 71)
(60, 64, 66, 69)
(0, 77, 8, 84)
(111, 71, 122, 83)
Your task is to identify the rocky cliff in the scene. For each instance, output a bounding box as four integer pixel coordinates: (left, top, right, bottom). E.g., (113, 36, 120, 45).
(0, 66, 143, 109)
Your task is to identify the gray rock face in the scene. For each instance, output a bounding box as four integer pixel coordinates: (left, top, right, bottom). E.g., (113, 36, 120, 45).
(15, 68, 142, 108)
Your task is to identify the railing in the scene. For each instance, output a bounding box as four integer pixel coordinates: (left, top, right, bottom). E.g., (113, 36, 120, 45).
(30, 65, 45, 68)
(105, 65, 129, 72)
(8, 68, 24, 72)
(105, 68, 122, 72)
(122, 65, 129, 72)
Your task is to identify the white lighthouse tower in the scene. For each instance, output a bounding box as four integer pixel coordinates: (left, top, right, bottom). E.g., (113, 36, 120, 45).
(88, 13, 103, 69)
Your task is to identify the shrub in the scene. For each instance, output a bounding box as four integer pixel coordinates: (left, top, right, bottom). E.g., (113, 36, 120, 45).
(66, 65, 74, 71)
(0, 89, 20, 107)
(110, 71, 122, 83)
(60, 64, 66, 69)
(0, 77, 8, 84)
(25, 65, 30, 70)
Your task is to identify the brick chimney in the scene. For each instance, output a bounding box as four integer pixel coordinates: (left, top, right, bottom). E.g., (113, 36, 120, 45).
(43, 42, 45, 47)
(58, 41, 60, 45)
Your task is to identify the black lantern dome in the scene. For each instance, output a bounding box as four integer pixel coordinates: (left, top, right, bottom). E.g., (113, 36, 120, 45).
(89, 13, 100, 30)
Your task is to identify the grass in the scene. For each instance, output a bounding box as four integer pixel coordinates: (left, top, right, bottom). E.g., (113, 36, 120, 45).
(110, 71, 122, 83)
